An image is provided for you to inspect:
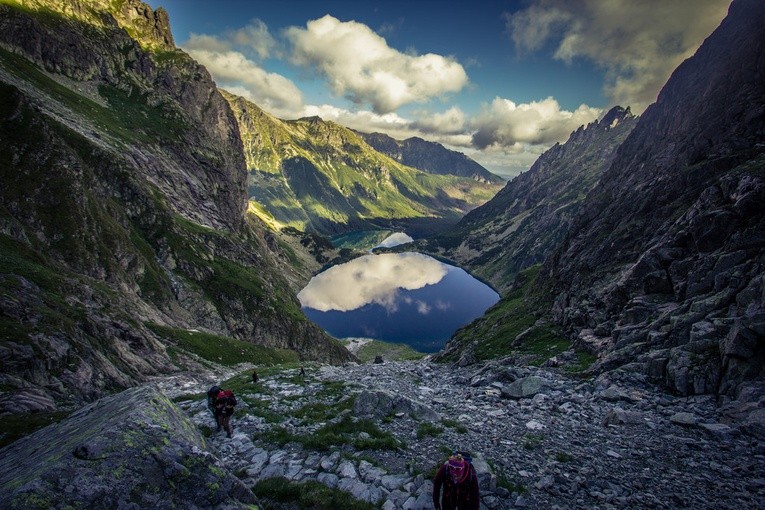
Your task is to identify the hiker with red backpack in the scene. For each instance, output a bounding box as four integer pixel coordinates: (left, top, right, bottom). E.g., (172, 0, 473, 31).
(214, 388, 237, 438)
(433, 452, 480, 510)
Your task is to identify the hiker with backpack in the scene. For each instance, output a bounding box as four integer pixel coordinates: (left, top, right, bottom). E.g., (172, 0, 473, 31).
(433, 452, 480, 510)
(214, 388, 237, 438)
(207, 385, 221, 423)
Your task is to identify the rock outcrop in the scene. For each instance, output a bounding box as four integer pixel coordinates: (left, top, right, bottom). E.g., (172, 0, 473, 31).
(0, 385, 258, 509)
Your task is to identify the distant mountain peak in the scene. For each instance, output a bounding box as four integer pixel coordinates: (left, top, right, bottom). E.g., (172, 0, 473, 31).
(298, 115, 324, 123)
(358, 131, 503, 184)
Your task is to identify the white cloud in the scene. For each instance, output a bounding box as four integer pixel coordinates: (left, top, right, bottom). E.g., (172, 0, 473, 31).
(297, 253, 449, 312)
(506, 0, 730, 112)
(186, 47, 303, 112)
(285, 15, 469, 113)
(183, 22, 303, 113)
(471, 96, 601, 149)
(412, 106, 467, 135)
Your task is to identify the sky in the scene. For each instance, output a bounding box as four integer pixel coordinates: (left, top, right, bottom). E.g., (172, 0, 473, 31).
(146, 0, 731, 178)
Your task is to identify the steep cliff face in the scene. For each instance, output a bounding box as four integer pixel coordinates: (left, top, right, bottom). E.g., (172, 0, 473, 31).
(423, 106, 637, 292)
(0, 0, 351, 414)
(545, 0, 765, 398)
(224, 91, 502, 236)
(359, 131, 503, 184)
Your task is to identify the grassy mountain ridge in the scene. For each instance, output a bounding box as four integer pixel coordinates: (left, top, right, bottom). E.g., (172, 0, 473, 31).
(224, 90, 502, 236)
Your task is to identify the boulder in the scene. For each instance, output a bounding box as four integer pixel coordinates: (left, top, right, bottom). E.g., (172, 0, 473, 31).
(0, 385, 257, 509)
(500, 376, 548, 399)
(353, 389, 439, 421)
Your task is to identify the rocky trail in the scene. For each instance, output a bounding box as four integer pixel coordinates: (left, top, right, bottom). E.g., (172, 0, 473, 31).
(163, 358, 765, 509)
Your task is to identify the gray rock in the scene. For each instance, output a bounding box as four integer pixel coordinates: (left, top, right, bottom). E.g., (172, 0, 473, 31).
(381, 474, 411, 491)
(670, 412, 700, 427)
(337, 460, 358, 479)
(699, 422, 736, 439)
(602, 407, 645, 426)
(598, 385, 634, 402)
(0, 385, 257, 509)
(354, 389, 439, 421)
(317, 472, 340, 489)
(501, 376, 548, 399)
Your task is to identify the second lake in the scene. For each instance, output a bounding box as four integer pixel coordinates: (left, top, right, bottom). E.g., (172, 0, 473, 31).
(298, 252, 500, 353)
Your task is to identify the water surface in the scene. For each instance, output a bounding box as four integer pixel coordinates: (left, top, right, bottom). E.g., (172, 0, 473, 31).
(298, 251, 499, 353)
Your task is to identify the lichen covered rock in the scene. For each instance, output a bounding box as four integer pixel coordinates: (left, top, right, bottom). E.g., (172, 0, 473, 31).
(0, 385, 258, 509)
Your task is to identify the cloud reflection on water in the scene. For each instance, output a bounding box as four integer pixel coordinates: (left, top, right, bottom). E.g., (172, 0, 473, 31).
(297, 252, 449, 312)
(375, 232, 414, 249)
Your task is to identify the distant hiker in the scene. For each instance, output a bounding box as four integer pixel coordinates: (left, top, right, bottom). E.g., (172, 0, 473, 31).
(206, 385, 221, 423)
(214, 388, 237, 438)
(252, 370, 259, 383)
(299, 366, 306, 377)
(433, 452, 480, 510)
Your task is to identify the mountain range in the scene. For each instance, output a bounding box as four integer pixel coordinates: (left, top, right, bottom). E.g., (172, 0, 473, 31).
(358, 131, 503, 184)
(225, 91, 501, 236)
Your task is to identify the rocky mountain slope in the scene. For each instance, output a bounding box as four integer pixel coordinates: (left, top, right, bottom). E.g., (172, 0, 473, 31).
(224, 91, 502, 236)
(5, 360, 762, 509)
(0, 0, 352, 415)
(421, 106, 638, 293)
(359, 131, 503, 184)
(444, 0, 765, 419)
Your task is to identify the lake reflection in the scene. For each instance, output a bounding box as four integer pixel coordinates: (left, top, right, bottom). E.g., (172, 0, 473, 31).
(298, 252, 499, 353)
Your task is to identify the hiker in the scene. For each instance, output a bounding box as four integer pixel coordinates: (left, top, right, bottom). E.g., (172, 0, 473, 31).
(206, 385, 221, 423)
(299, 366, 306, 377)
(252, 370, 259, 383)
(433, 452, 480, 510)
(214, 388, 237, 438)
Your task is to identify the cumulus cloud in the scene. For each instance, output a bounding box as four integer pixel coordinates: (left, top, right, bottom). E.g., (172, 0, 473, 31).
(412, 106, 467, 135)
(285, 15, 469, 113)
(471, 96, 601, 149)
(184, 21, 303, 113)
(297, 253, 449, 312)
(505, 0, 730, 112)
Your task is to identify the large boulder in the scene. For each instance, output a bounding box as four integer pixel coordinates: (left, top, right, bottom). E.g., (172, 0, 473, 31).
(353, 389, 439, 422)
(0, 385, 257, 509)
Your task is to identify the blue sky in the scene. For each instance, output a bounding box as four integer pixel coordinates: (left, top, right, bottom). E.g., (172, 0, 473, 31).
(147, 0, 730, 177)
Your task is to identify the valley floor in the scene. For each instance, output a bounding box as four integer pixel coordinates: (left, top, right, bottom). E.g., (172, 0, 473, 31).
(166, 359, 765, 509)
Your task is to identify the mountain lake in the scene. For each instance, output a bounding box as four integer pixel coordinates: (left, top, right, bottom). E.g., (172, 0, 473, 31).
(298, 234, 500, 352)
